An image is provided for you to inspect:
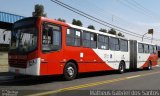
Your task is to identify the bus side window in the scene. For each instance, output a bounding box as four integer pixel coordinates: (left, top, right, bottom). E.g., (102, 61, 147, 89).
(66, 28, 74, 46)
(138, 43, 144, 53)
(109, 37, 119, 51)
(82, 31, 97, 48)
(115, 38, 120, 51)
(120, 39, 128, 52)
(149, 45, 154, 54)
(83, 31, 91, 48)
(66, 28, 81, 46)
(109, 37, 115, 50)
(75, 30, 81, 46)
(153, 46, 157, 53)
(90, 33, 97, 48)
(98, 35, 109, 50)
(144, 44, 149, 53)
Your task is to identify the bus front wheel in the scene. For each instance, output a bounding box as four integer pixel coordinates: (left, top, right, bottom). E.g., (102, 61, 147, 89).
(63, 62, 77, 80)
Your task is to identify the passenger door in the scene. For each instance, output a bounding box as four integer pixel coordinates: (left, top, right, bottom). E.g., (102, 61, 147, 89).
(40, 22, 62, 75)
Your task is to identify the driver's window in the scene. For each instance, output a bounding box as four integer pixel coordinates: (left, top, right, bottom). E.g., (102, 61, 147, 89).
(42, 23, 61, 52)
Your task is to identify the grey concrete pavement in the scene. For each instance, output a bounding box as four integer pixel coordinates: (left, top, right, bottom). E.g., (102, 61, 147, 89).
(0, 58, 159, 96)
(0, 52, 8, 72)
(0, 67, 160, 96)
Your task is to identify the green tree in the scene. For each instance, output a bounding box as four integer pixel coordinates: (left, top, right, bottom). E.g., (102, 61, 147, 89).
(99, 28, 107, 33)
(57, 18, 66, 22)
(108, 28, 116, 35)
(118, 32, 125, 37)
(32, 4, 47, 17)
(72, 19, 83, 26)
(88, 25, 95, 30)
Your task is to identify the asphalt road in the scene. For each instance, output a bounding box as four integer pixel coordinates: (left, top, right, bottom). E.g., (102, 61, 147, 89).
(0, 66, 160, 96)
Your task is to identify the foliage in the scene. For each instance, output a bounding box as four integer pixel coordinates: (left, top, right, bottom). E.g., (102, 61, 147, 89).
(32, 4, 47, 17)
(108, 28, 116, 35)
(87, 25, 95, 30)
(72, 19, 83, 26)
(99, 28, 107, 33)
(57, 18, 66, 22)
(118, 32, 125, 37)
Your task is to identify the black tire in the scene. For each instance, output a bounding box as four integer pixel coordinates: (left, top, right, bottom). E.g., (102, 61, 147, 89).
(63, 62, 77, 80)
(147, 61, 152, 70)
(118, 62, 125, 74)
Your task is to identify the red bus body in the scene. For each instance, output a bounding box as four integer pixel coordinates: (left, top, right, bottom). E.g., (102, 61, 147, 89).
(8, 17, 158, 78)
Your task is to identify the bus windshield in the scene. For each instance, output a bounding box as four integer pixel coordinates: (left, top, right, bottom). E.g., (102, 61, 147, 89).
(10, 27, 38, 54)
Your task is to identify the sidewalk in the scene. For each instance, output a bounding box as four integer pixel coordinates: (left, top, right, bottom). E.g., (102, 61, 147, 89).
(0, 66, 8, 72)
(0, 52, 8, 72)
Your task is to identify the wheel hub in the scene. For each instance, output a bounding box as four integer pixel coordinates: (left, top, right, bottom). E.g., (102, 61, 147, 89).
(67, 66, 74, 77)
(120, 65, 124, 72)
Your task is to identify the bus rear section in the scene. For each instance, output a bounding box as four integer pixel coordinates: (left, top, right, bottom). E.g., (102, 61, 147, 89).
(129, 40, 158, 70)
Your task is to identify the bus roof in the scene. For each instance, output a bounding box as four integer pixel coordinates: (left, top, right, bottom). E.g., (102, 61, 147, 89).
(41, 17, 68, 27)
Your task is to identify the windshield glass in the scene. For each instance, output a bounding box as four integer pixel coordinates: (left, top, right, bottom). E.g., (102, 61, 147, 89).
(10, 27, 38, 53)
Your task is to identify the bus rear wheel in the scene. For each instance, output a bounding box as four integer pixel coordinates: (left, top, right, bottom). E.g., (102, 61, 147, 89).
(63, 62, 77, 80)
(118, 62, 125, 74)
(147, 61, 152, 70)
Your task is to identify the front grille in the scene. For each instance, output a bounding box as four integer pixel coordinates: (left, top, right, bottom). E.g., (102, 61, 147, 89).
(9, 59, 27, 68)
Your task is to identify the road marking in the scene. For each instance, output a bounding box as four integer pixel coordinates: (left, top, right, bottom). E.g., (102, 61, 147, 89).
(27, 71, 160, 96)
(126, 75, 141, 79)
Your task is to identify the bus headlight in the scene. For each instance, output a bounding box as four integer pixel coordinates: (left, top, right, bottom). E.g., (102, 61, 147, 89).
(27, 59, 37, 67)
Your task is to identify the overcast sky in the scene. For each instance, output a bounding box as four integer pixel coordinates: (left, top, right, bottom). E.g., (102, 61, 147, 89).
(0, 0, 160, 45)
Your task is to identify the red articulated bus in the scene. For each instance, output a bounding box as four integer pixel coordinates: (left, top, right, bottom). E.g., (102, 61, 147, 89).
(8, 17, 158, 80)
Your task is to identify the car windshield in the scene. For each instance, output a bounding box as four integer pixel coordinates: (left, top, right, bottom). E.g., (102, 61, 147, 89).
(10, 27, 38, 54)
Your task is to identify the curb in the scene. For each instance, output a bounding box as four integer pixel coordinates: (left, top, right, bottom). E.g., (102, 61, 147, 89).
(0, 67, 8, 72)
(0, 76, 14, 81)
(0, 65, 8, 67)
